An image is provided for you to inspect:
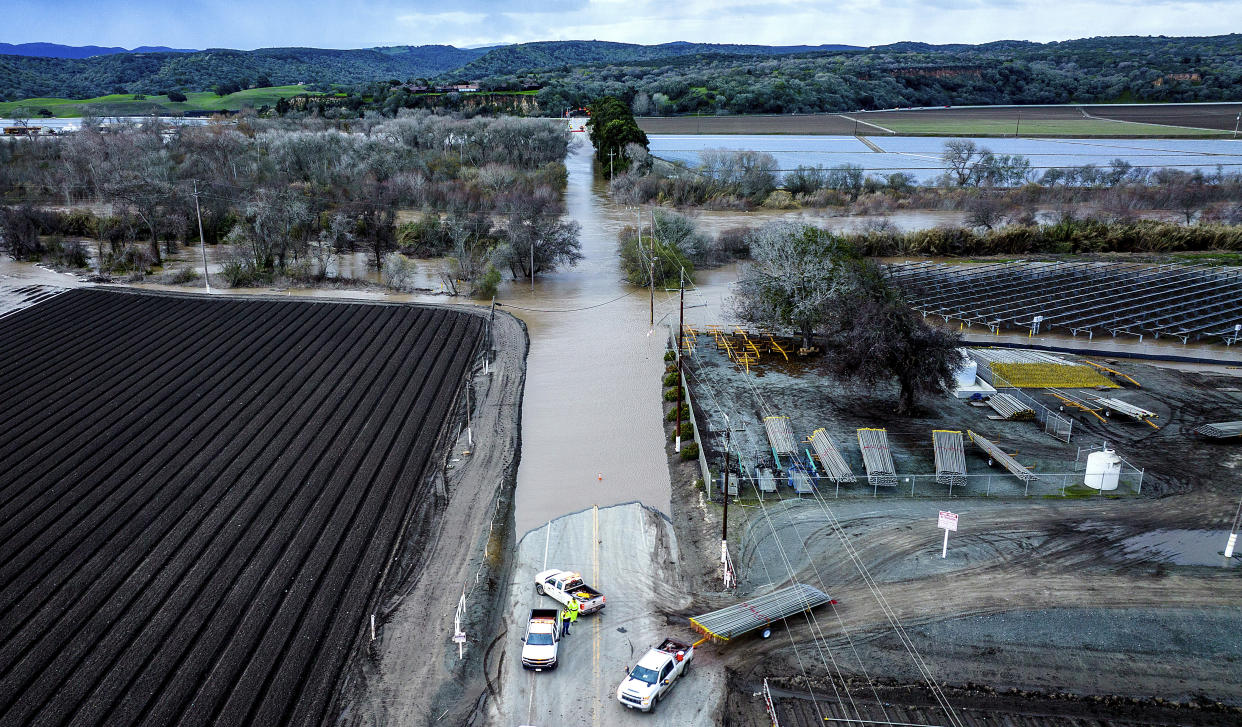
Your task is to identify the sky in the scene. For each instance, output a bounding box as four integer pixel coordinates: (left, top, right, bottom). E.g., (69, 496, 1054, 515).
(6, 0, 1240, 50)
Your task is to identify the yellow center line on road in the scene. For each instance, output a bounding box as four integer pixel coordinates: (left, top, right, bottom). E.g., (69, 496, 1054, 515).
(593, 503, 601, 727)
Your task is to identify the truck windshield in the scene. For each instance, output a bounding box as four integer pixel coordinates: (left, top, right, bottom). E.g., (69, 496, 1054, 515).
(527, 633, 554, 646)
(629, 665, 659, 685)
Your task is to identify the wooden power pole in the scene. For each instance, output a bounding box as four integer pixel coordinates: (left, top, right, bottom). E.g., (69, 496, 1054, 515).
(675, 269, 685, 452)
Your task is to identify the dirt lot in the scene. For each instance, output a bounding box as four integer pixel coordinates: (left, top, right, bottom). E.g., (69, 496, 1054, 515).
(638, 114, 863, 136)
(0, 288, 486, 727)
(680, 343, 1242, 725)
(1085, 103, 1242, 132)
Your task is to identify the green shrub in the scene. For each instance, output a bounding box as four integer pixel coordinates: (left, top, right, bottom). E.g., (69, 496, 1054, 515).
(679, 442, 699, 460)
(670, 422, 693, 441)
(163, 265, 200, 284)
(473, 263, 502, 299)
(666, 403, 689, 421)
(663, 387, 684, 401)
(662, 371, 680, 387)
(664, 350, 676, 362)
(44, 237, 88, 268)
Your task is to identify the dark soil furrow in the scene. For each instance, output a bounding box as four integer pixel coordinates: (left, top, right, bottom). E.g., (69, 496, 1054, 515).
(0, 290, 482, 727)
(32, 304, 407, 727)
(0, 292, 195, 460)
(0, 294, 227, 463)
(0, 297, 300, 592)
(176, 314, 459, 727)
(0, 300, 346, 707)
(0, 289, 146, 380)
(279, 318, 481, 726)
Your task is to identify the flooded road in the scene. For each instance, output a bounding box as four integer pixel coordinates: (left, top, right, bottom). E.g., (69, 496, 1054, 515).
(506, 143, 674, 536)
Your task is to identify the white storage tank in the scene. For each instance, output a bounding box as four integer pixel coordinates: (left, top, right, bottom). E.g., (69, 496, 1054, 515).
(1084, 447, 1122, 491)
(954, 353, 978, 388)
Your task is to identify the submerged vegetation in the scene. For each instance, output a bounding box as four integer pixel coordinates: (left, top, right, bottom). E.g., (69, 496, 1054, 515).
(0, 111, 580, 294)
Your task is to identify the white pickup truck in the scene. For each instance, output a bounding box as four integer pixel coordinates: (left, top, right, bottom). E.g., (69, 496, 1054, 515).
(520, 608, 562, 671)
(615, 638, 694, 712)
(534, 569, 606, 614)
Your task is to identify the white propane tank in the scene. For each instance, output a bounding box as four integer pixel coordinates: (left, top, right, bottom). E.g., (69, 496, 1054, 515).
(1084, 446, 1122, 491)
(954, 354, 978, 388)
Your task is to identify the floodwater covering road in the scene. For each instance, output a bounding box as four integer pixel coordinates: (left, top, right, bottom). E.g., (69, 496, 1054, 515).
(487, 141, 727, 725)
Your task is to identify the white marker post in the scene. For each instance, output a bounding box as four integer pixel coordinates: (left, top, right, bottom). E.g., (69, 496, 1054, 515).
(938, 510, 959, 558)
(1226, 533, 1237, 559)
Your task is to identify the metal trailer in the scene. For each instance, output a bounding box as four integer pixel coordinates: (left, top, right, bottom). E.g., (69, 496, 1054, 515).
(764, 415, 798, 467)
(1092, 396, 1159, 428)
(856, 428, 898, 491)
(809, 428, 855, 484)
(1193, 421, 1242, 440)
(690, 584, 834, 641)
(932, 429, 967, 490)
(966, 430, 1039, 492)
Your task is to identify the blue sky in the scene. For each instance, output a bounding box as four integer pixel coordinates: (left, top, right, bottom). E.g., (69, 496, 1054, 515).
(6, 0, 1240, 50)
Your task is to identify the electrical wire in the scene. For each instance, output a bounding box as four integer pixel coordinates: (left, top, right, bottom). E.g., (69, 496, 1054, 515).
(495, 290, 637, 313)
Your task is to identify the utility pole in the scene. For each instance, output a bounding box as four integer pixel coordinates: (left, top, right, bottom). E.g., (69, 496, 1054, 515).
(607, 148, 615, 178)
(1015, 110, 1021, 137)
(721, 413, 732, 546)
(648, 258, 655, 325)
(192, 180, 211, 293)
(530, 240, 535, 292)
(675, 268, 685, 452)
(1234, 113, 1241, 139)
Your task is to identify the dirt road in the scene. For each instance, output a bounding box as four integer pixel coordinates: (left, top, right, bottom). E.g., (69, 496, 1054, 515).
(337, 311, 527, 726)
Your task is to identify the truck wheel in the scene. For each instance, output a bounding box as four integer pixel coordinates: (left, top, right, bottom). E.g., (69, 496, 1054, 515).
(535, 583, 545, 595)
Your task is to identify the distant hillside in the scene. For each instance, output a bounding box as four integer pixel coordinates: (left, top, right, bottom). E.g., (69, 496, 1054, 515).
(453, 40, 860, 77)
(0, 45, 489, 99)
(0, 42, 197, 58)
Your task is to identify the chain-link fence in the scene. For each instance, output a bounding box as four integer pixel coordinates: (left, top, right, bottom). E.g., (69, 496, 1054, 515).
(968, 352, 1075, 443)
(719, 457, 1144, 500)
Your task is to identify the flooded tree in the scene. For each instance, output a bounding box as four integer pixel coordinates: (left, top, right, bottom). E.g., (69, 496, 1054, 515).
(730, 222, 854, 349)
(731, 221, 959, 413)
(822, 259, 961, 415)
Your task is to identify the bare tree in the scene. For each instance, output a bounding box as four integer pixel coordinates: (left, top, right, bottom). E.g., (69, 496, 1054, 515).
(942, 140, 982, 187)
(730, 222, 853, 349)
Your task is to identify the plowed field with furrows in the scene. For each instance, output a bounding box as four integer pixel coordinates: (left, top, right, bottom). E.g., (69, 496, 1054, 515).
(0, 288, 482, 727)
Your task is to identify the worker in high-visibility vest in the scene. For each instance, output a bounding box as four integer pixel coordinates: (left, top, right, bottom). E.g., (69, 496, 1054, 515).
(563, 599, 580, 636)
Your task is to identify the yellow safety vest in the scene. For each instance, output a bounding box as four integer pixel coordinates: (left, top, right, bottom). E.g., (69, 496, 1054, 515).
(567, 602, 579, 621)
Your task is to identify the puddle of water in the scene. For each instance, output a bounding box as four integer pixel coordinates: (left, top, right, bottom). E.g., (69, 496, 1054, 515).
(1119, 529, 1239, 566)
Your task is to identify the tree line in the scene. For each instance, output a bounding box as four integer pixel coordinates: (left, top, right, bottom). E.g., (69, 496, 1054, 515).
(607, 140, 1242, 222)
(0, 111, 581, 294)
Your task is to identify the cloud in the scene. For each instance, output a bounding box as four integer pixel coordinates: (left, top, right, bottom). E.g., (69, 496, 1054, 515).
(3, 0, 1240, 50)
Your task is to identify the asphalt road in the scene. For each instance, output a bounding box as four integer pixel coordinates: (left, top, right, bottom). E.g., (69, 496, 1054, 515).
(488, 503, 725, 726)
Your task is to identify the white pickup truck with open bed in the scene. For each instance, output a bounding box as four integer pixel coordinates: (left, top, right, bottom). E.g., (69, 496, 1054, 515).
(615, 637, 694, 712)
(534, 568, 605, 614)
(520, 608, 562, 671)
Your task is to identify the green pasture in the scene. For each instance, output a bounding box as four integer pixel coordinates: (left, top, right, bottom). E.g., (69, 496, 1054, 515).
(0, 86, 316, 118)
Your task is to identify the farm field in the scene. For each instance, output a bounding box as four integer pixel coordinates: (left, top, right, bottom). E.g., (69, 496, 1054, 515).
(843, 105, 1226, 136)
(0, 85, 316, 117)
(1084, 102, 1242, 131)
(0, 288, 482, 726)
(639, 103, 1238, 137)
